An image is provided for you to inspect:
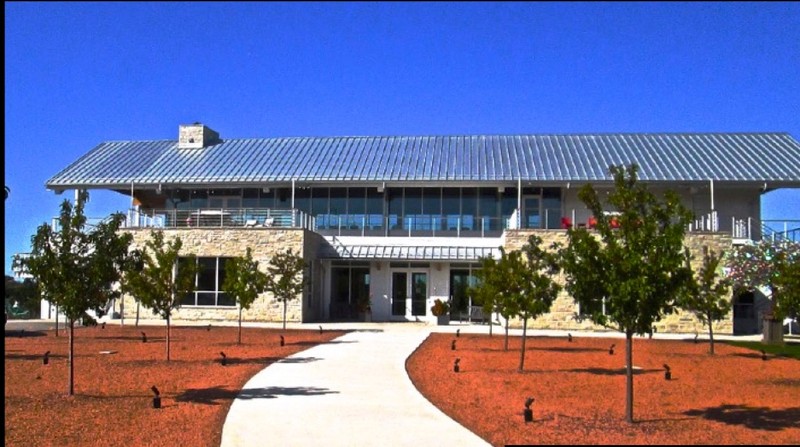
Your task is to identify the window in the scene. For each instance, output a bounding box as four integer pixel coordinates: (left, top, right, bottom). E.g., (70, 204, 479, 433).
(180, 257, 235, 307)
(577, 296, 607, 317)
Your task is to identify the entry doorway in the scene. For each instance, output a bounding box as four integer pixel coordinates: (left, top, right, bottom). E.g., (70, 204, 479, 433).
(390, 270, 428, 321)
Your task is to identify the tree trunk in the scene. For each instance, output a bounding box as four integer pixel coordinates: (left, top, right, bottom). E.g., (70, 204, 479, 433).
(518, 317, 528, 372)
(625, 330, 634, 423)
(55, 305, 60, 337)
(707, 316, 715, 355)
(135, 301, 140, 327)
(504, 317, 509, 351)
(283, 299, 287, 331)
(488, 310, 493, 337)
(68, 318, 75, 396)
(238, 306, 243, 345)
(120, 299, 124, 326)
(166, 314, 171, 361)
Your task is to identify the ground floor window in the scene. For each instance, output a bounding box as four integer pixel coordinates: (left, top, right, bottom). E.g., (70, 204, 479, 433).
(449, 263, 481, 315)
(180, 257, 235, 307)
(330, 261, 370, 319)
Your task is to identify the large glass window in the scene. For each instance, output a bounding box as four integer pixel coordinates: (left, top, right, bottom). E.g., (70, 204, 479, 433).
(366, 188, 383, 230)
(478, 188, 499, 231)
(405, 187, 423, 230)
(442, 188, 460, 231)
(329, 188, 347, 230)
(461, 188, 477, 231)
(347, 188, 366, 229)
(311, 188, 329, 229)
(294, 188, 311, 214)
(423, 188, 441, 231)
(180, 257, 235, 307)
(388, 188, 403, 230)
(542, 188, 562, 229)
(329, 262, 370, 319)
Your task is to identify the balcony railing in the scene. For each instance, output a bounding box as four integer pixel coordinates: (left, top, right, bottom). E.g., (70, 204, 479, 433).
(124, 208, 315, 230)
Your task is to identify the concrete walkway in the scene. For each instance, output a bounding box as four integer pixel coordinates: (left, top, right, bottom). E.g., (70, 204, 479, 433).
(220, 324, 490, 447)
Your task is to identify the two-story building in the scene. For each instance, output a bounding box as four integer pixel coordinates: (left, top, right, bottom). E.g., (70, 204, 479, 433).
(42, 124, 800, 334)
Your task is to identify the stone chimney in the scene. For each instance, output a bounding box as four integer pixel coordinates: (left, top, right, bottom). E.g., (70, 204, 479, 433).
(178, 123, 220, 149)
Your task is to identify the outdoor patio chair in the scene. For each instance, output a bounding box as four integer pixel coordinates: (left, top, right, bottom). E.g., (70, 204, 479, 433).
(244, 219, 258, 227)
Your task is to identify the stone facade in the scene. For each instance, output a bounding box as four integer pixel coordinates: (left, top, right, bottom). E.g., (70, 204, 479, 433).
(502, 230, 734, 335)
(119, 227, 310, 324)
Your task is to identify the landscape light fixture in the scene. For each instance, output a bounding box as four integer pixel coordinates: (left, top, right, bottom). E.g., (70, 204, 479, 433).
(141, 332, 147, 343)
(663, 363, 671, 380)
(451, 340, 456, 351)
(151, 385, 161, 409)
(220, 352, 227, 366)
(280, 335, 285, 347)
(454, 358, 460, 373)
(609, 344, 615, 355)
(524, 397, 535, 423)
(567, 333, 572, 343)
(43, 351, 50, 365)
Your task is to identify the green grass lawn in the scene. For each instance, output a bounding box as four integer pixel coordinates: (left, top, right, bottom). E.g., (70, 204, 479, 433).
(724, 337, 800, 360)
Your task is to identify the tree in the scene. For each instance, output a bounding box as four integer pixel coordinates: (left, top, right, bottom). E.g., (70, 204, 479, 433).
(23, 191, 133, 395)
(679, 248, 732, 354)
(511, 235, 562, 371)
(560, 164, 693, 423)
(222, 247, 268, 344)
(471, 236, 561, 369)
(727, 240, 800, 343)
(125, 230, 197, 361)
(5, 276, 38, 318)
(471, 256, 502, 338)
(266, 248, 306, 330)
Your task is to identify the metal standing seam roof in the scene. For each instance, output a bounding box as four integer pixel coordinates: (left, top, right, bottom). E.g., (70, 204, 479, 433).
(319, 244, 501, 260)
(46, 133, 800, 189)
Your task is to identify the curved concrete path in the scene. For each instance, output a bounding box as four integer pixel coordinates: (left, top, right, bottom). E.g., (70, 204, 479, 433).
(220, 324, 489, 447)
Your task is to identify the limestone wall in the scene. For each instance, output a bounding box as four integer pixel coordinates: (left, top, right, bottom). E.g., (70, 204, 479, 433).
(502, 230, 734, 335)
(119, 227, 311, 323)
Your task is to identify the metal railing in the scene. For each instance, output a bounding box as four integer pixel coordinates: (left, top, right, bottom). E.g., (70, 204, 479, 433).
(123, 208, 315, 231)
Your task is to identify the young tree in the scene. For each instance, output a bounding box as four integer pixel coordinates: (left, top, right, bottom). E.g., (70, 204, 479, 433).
(471, 256, 502, 338)
(560, 164, 693, 423)
(125, 230, 197, 361)
(679, 248, 732, 354)
(727, 240, 800, 343)
(266, 248, 306, 330)
(512, 235, 562, 371)
(23, 191, 133, 395)
(222, 247, 268, 344)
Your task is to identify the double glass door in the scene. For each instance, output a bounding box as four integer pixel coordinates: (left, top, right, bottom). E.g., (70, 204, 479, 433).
(391, 271, 428, 320)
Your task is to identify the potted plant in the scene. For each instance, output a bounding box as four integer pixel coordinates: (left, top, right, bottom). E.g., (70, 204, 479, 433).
(431, 298, 450, 326)
(356, 294, 372, 322)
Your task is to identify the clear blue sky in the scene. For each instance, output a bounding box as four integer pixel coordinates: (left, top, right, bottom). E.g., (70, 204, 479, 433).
(5, 2, 800, 276)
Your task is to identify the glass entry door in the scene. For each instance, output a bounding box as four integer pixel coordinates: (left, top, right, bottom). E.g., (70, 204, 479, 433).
(391, 270, 428, 320)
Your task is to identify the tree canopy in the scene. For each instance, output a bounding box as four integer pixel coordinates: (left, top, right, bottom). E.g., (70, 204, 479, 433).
(560, 164, 693, 423)
(266, 248, 306, 330)
(222, 247, 268, 344)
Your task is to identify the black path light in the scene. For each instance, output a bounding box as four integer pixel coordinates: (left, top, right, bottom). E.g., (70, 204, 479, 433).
(567, 333, 572, 343)
(141, 332, 147, 343)
(456, 329, 460, 338)
(451, 340, 456, 351)
(101, 322, 106, 329)
(151, 385, 161, 409)
(608, 344, 615, 355)
(280, 335, 285, 347)
(761, 350, 768, 361)
(20, 329, 25, 337)
(319, 325, 323, 334)
(694, 333, 699, 344)
(524, 397, 535, 423)
(454, 358, 460, 373)
(220, 351, 227, 366)
(663, 363, 671, 380)
(43, 351, 50, 365)
(207, 324, 212, 331)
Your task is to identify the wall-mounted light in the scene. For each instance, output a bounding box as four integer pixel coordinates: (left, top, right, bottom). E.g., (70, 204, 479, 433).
(377, 182, 385, 193)
(262, 187, 271, 193)
(498, 186, 505, 193)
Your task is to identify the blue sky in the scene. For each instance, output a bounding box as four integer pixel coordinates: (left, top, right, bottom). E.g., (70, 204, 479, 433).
(5, 2, 799, 276)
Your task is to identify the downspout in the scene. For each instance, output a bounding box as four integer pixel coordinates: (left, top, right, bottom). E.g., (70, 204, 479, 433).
(517, 177, 522, 229)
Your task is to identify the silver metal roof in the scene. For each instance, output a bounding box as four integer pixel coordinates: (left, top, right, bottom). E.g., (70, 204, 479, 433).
(319, 244, 500, 260)
(46, 133, 800, 189)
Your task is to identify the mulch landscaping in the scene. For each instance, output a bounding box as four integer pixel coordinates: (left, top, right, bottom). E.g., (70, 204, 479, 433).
(4, 324, 346, 447)
(406, 332, 800, 445)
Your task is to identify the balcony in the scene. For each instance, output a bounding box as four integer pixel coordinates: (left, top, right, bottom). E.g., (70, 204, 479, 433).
(123, 208, 314, 230)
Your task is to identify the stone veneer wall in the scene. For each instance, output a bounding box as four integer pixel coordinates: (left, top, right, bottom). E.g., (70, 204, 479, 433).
(502, 230, 734, 335)
(120, 228, 310, 323)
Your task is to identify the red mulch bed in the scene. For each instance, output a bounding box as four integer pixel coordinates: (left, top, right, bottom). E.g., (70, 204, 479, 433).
(4, 324, 347, 447)
(407, 332, 800, 445)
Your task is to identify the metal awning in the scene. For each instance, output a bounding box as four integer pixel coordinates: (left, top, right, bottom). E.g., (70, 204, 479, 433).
(319, 244, 500, 260)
